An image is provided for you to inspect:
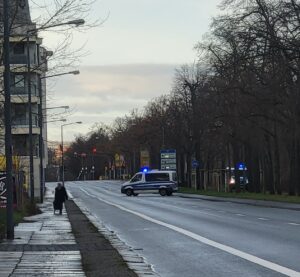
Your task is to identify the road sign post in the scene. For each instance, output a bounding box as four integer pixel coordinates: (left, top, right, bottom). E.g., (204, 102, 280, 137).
(160, 149, 177, 170)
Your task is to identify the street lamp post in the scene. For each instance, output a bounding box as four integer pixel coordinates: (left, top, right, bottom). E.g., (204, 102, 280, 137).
(26, 20, 84, 202)
(27, 34, 34, 202)
(3, 0, 14, 240)
(91, 166, 95, 180)
(39, 115, 67, 203)
(61, 122, 82, 185)
(38, 71, 79, 203)
(84, 167, 86, 180)
(162, 126, 165, 149)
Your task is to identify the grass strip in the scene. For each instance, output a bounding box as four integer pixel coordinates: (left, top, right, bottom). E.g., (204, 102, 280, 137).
(0, 199, 40, 240)
(178, 187, 300, 204)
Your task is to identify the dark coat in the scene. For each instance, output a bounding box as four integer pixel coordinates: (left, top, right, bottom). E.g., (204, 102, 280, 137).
(54, 186, 68, 204)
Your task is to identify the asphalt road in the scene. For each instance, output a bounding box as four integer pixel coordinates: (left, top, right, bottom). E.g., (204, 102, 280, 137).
(65, 180, 300, 277)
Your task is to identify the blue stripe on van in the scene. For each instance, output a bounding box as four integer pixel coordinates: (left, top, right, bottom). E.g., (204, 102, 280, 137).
(131, 181, 176, 191)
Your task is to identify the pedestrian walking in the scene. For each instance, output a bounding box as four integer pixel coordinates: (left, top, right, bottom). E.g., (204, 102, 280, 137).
(53, 182, 68, 214)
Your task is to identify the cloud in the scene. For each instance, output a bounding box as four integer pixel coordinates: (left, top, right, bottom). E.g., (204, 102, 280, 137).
(47, 64, 177, 141)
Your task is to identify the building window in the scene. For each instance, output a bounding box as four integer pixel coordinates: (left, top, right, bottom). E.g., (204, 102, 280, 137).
(14, 74, 25, 88)
(13, 104, 26, 118)
(12, 104, 27, 125)
(13, 43, 25, 55)
(12, 135, 28, 156)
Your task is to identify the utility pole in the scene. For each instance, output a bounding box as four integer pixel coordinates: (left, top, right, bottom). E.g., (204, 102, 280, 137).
(61, 122, 82, 185)
(38, 76, 44, 203)
(3, 0, 14, 240)
(27, 33, 35, 203)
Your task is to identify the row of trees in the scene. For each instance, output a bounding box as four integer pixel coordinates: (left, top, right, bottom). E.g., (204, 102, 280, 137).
(64, 0, 300, 195)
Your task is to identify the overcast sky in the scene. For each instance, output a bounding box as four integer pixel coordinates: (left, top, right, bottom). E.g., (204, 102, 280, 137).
(35, 0, 222, 141)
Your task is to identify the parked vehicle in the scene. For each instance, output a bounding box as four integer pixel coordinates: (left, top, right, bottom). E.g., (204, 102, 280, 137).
(228, 176, 249, 192)
(121, 170, 178, 196)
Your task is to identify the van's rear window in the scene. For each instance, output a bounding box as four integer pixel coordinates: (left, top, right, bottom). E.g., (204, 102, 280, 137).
(145, 173, 169, 182)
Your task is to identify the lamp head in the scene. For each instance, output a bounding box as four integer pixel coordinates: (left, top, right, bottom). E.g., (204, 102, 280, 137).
(67, 19, 85, 27)
(70, 70, 80, 75)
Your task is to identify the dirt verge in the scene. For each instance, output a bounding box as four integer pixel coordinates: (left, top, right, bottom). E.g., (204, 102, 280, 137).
(65, 200, 137, 277)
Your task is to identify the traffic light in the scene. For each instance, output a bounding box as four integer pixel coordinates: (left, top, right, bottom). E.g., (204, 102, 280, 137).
(92, 147, 97, 154)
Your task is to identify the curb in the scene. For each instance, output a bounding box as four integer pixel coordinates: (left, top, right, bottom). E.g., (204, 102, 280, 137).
(176, 193, 300, 211)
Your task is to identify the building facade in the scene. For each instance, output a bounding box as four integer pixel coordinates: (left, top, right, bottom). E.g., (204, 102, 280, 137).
(0, 0, 49, 198)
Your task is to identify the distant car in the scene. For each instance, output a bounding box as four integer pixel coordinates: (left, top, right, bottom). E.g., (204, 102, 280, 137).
(121, 170, 178, 196)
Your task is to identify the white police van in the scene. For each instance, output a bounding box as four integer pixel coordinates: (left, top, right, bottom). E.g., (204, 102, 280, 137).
(121, 170, 178, 196)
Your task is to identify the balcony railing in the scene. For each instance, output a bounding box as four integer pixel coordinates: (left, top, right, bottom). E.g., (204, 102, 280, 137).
(10, 55, 37, 65)
(12, 146, 39, 157)
(11, 87, 27, 95)
(10, 55, 27, 64)
(12, 116, 39, 127)
(11, 85, 38, 96)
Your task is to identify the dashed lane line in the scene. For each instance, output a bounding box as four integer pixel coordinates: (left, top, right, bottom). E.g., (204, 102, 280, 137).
(79, 187, 300, 277)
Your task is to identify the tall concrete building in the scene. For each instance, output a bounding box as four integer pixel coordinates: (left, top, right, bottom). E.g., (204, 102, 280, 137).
(0, 0, 49, 197)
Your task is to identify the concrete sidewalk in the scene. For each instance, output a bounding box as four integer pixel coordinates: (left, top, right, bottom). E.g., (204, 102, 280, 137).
(0, 189, 85, 277)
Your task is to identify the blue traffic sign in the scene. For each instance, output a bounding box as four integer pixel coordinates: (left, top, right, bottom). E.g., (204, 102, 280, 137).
(192, 160, 200, 168)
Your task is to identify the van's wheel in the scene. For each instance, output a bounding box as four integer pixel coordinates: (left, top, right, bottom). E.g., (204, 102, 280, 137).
(126, 189, 133, 196)
(133, 193, 139, 196)
(166, 190, 173, 196)
(159, 188, 167, 196)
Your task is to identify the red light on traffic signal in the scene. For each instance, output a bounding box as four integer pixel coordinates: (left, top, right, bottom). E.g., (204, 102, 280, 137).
(92, 148, 97, 153)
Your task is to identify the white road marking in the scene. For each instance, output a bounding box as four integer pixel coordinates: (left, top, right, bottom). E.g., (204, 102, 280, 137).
(79, 188, 300, 277)
(80, 188, 96, 198)
(258, 218, 269, 221)
(288, 223, 300, 226)
(235, 214, 245, 217)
